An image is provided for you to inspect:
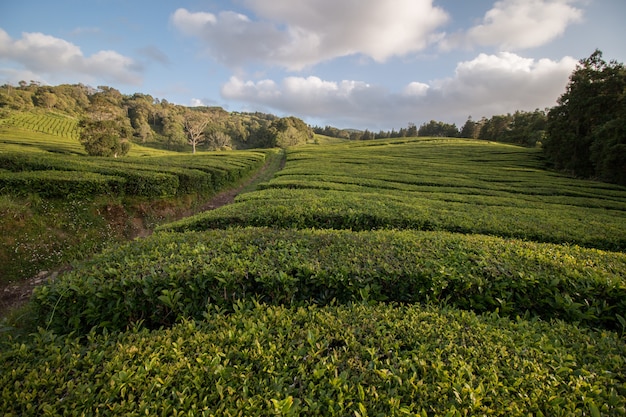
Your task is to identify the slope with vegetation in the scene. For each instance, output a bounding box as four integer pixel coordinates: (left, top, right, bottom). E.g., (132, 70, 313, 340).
(0, 116, 277, 283)
(0, 82, 314, 155)
(1, 52, 626, 415)
(2, 136, 623, 415)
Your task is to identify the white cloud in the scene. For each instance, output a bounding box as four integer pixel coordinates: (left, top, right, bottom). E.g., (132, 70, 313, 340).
(0, 29, 142, 85)
(171, 0, 449, 70)
(443, 0, 583, 50)
(222, 53, 577, 129)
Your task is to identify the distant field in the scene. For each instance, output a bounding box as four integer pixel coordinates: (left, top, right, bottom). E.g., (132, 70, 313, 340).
(163, 138, 626, 251)
(0, 112, 179, 157)
(0, 111, 80, 139)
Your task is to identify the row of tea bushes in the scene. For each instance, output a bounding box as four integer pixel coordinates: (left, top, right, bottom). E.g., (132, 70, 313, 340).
(2, 302, 624, 416)
(0, 170, 126, 198)
(0, 150, 268, 198)
(0, 111, 79, 139)
(161, 188, 626, 251)
(160, 139, 626, 251)
(32, 228, 626, 334)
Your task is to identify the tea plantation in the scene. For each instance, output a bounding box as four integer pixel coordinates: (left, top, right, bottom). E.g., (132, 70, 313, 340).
(2, 137, 626, 416)
(0, 118, 273, 282)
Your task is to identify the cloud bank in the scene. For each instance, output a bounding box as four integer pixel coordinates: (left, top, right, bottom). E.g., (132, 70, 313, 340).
(222, 53, 578, 129)
(171, 0, 449, 69)
(0, 29, 142, 85)
(443, 0, 584, 50)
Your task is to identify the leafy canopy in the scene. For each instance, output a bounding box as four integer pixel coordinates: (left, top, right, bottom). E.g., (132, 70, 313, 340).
(545, 50, 626, 184)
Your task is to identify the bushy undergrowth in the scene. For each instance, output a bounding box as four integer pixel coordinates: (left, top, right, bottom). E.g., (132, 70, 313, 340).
(2, 303, 625, 416)
(32, 228, 626, 334)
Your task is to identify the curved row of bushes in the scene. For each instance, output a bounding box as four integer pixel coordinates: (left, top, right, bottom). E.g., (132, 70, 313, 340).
(0, 150, 268, 198)
(32, 228, 626, 334)
(160, 188, 626, 251)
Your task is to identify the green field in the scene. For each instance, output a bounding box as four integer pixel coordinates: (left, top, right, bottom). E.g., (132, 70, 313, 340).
(0, 112, 181, 156)
(163, 139, 626, 251)
(2, 130, 626, 415)
(0, 111, 80, 140)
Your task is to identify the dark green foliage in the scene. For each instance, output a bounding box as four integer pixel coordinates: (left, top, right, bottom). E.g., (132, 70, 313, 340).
(418, 120, 459, 137)
(0, 170, 125, 198)
(78, 118, 132, 157)
(31, 228, 626, 334)
(3, 303, 624, 416)
(545, 50, 626, 184)
(472, 110, 547, 146)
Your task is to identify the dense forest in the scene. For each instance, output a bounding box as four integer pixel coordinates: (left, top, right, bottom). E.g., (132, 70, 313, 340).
(0, 82, 313, 154)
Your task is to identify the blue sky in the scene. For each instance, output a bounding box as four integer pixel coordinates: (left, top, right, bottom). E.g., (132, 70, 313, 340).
(1, 0, 624, 130)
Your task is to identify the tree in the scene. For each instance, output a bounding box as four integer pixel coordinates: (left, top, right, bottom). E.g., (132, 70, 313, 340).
(544, 50, 626, 184)
(418, 120, 459, 137)
(207, 131, 232, 150)
(459, 117, 477, 139)
(161, 112, 187, 150)
(407, 122, 418, 137)
(183, 111, 210, 154)
(268, 116, 314, 147)
(33, 89, 57, 110)
(79, 118, 131, 157)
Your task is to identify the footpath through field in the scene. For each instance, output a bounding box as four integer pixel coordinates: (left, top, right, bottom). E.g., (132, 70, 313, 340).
(0, 149, 286, 318)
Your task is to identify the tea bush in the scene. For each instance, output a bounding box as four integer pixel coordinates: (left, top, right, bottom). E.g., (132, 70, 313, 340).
(0, 170, 126, 198)
(32, 228, 626, 334)
(0, 150, 267, 198)
(2, 303, 625, 416)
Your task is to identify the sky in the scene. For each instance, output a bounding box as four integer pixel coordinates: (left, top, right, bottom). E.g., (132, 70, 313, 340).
(1, 0, 625, 130)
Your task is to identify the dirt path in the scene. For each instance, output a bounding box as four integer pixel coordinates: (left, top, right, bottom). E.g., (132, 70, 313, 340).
(0, 151, 284, 318)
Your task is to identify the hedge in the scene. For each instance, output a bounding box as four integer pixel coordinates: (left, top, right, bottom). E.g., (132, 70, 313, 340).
(32, 228, 626, 334)
(0, 170, 126, 198)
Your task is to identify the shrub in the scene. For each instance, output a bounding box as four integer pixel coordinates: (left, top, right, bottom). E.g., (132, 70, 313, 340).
(0, 170, 125, 198)
(2, 303, 625, 416)
(32, 228, 626, 334)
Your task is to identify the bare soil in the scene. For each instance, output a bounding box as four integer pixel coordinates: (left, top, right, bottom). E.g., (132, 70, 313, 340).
(0, 158, 277, 318)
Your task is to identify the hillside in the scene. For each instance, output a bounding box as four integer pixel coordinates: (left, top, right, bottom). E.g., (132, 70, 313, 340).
(0, 112, 284, 285)
(1, 132, 625, 415)
(0, 83, 313, 153)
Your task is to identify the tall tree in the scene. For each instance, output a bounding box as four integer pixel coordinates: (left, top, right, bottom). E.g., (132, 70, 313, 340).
(183, 111, 210, 154)
(544, 50, 626, 184)
(459, 117, 477, 139)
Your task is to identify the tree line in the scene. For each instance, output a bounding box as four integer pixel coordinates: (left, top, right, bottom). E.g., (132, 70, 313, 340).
(0, 83, 313, 156)
(314, 110, 548, 147)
